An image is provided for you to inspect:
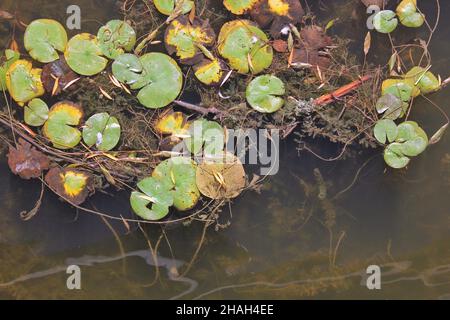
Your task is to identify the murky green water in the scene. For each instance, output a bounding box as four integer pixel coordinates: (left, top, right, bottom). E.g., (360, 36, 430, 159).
(0, 0, 449, 299)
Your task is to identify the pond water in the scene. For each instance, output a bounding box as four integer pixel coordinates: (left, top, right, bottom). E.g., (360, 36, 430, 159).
(0, 0, 449, 299)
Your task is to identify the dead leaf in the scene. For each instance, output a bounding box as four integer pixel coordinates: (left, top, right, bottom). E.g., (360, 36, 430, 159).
(7, 138, 50, 179)
(41, 56, 78, 95)
(364, 31, 371, 56)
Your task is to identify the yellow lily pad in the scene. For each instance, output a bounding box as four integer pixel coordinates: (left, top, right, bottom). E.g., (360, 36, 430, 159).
(5, 60, 45, 106)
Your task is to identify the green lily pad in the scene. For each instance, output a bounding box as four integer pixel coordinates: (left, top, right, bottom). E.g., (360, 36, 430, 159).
(5, 60, 45, 106)
(111, 53, 143, 85)
(396, 0, 425, 28)
(152, 157, 200, 211)
(223, 0, 259, 14)
(131, 53, 183, 109)
(164, 16, 215, 65)
(64, 33, 108, 76)
(384, 142, 410, 169)
(193, 58, 226, 86)
(246, 75, 285, 113)
(82, 112, 121, 151)
(0, 49, 19, 90)
(374, 119, 398, 144)
(184, 119, 225, 157)
(373, 10, 398, 34)
(24, 98, 49, 127)
(130, 177, 173, 220)
(375, 93, 405, 120)
(382, 80, 413, 102)
(97, 20, 136, 59)
(396, 121, 428, 156)
(43, 101, 83, 149)
(153, 0, 194, 16)
(404, 67, 440, 94)
(218, 20, 273, 74)
(24, 19, 67, 63)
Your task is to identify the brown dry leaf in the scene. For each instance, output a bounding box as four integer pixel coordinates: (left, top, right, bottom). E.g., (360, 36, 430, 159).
(273, 39, 288, 53)
(0, 10, 14, 20)
(196, 153, 246, 199)
(7, 138, 50, 179)
(364, 31, 371, 56)
(41, 56, 78, 95)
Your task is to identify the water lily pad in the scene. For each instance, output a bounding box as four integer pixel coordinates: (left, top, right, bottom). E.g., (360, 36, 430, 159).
(218, 20, 273, 74)
(82, 112, 121, 151)
(65, 33, 108, 76)
(0, 49, 19, 90)
(130, 177, 173, 220)
(152, 157, 200, 211)
(396, 0, 424, 28)
(24, 98, 49, 127)
(374, 119, 398, 144)
(132, 53, 183, 109)
(45, 167, 92, 205)
(375, 93, 406, 120)
(396, 121, 428, 156)
(43, 101, 83, 149)
(223, 0, 259, 14)
(164, 16, 215, 65)
(246, 75, 285, 113)
(184, 119, 225, 156)
(381, 79, 413, 102)
(384, 142, 410, 169)
(5, 60, 45, 106)
(153, 0, 194, 15)
(154, 111, 188, 135)
(404, 67, 440, 94)
(196, 153, 246, 199)
(24, 19, 68, 63)
(373, 10, 398, 34)
(193, 58, 226, 86)
(111, 53, 143, 85)
(41, 56, 78, 95)
(97, 20, 136, 59)
(7, 138, 50, 179)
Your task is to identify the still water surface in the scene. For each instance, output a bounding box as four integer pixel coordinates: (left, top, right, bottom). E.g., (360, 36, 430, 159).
(0, 0, 449, 299)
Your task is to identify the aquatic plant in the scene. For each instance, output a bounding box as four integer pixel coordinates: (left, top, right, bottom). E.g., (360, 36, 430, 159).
(246, 75, 285, 113)
(184, 119, 225, 156)
(5, 60, 44, 105)
(0, 49, 19, 90)
(373, 0, 425, 33)
(24, 98, 49, 126)
(82, 112, 121, 151)
(97, 20, 136, 59)
(45, 167, 92, 205)
(7, 138, 50, 179)
(153, 0, 193, 16)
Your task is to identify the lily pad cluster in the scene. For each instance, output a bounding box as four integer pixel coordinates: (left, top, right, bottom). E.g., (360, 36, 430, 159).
(373, 0, 424, 33)
(378, 67, 441, 120)
(374, 119, 428, 169)
(130, 157, 200, 220)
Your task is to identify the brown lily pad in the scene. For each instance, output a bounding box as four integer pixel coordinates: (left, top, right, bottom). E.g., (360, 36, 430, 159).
(272, 39, 288, 53)
(250, 0, 305, 38)
(196, 153, 246, 199)
(41, 56, 78, 95)
(45, 166, 92, 205)
(7, 138, 50, 179)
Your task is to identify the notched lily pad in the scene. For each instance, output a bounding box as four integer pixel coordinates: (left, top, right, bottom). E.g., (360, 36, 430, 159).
(384, 142, 410, 169)
(376, 93, 406, 120)
(246, 75, 285, 113)
(82, 112, 121, 151)
(130, 177, 173, 220)
(193, 58, 226, 86)
(164, 16, 215, 65)
(97, 20, 136, 59)
(373, 10, 398, 33)
(196, 153, 246, 199)
(45, 167, 92, 205)
(5, 59, 45, 106)
(25, 98, 49, 127)
(7, 138, 50, 179)
(223, 0, 259, 14)
(374, 119, 398, 144)
(184, 119, 225, 157)
(154, 111, 188, 135)
(24, 19, 68, 63)
(218, 20, 273, 74)
(153, 0, 194, 16)
(111, 53, 143, 85)
(65, 33, 108, 76)
(396, 0, 425, 28)
(43, 101, 83, 149)
(404, 67, 440, 94)
(41, 56, 78, 95)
